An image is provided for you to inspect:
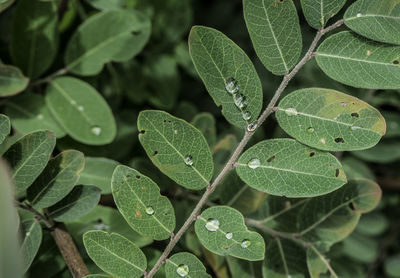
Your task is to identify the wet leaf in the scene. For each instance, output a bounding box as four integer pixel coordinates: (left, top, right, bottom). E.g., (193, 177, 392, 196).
(165, 252, 212, 278)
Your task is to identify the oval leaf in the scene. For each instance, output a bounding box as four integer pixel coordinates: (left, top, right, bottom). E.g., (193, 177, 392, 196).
(0, 0, 15, 13)
(27, 150, 85, 208)
(166, 252, 211, 278)
(301, 0, 347, 29)
(65, 10, 151, 76)
(243, 0, 302, 75)
(276, 88, 386, 151)
(5, 93, 66, 138)
(194, 206, 265, 261)
(3, 130, 56, 194)
(48, 185, 101, 222)
(0, 64, 29, 97)
(236, 139, 347, 197)
(78, 157, 119, 194)
(316, 31, 400, 89)
(10, 0, 58, 78)
(19, 219, 43, 273)
(192, 112, 217, 148)
(189, 26, 262, 128)
(137, 110, 213, 190)
(45, 77, 116, 145)
(344, 0, 400, 45)
(83, 231, 147, 278)
(0, 114, 10, 145)
(112, 165, 176, 240)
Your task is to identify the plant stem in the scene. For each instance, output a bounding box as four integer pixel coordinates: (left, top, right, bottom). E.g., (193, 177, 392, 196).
(30, 68, 68, 86)
(145, 19, 344, 278)
(18, 202, 54, 228)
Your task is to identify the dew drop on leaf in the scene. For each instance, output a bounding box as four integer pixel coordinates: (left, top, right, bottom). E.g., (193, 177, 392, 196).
(285, 108, 298, 116)
(205, 218, 220, 232)
(184, 155, 194, 166)
(176, 264, 189, 277)
(247, 158, 261, 169)
(247, 122, 257, 132)
(241, 239, 251, 248)
(90, 126, 102, 136)
(307, 127, 314, 133)
(225, 232, 233, 239)
(356, 13, 362, 17)
(224, 77, 239, 94)
(242, 111, 252, 121)
(78, 105, 84, 111)
(351, 126, 361, 131)
(37, 114, 44, 120)
(145, 206, 154, 215)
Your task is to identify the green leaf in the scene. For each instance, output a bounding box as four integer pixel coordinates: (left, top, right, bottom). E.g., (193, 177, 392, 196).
(0, 0, 15, 13)
(20, 219, 43, 273)
(236, 139, 347, 197)
(356, 212, 388, 236)
(227, 257, 263, 278)
(384, 254, 400, 278)
(384, 112, 400, 137)
(165, 252, 212, 278)
(188, 26, 263, 128)
(84, 275, 112, 278)
(0, 114, 10, 145)
(194, 206, 265, 261)
(5, 93, 66, 138)
(243, 0, 302, 75)
(0, 64, 29, 97)
(47, 185, 101, 222)
(341, 157, 375, 180)
(65, 10, 151, 76)
(85, 0, 125, 10)
(10, 0, 58, 78)
(78, 157, 119, 194)
(341, 232, 379, 263)
(112, 165, 176, 240)
(45, 77, 117, 145)
(83, 231, 147, 278)
(344, 0, 400, 45)
(27, 150, 85, 208)
(276, 88, 386, 151)
(192, 112, 217, 148)
(316, 31, 400, 89)
(307, 247, 330, 278)
(3, 130, 56, 194)
(353, 139, 400, 163)
(301, 0, 347, 29)
(137, 110, 213, 190)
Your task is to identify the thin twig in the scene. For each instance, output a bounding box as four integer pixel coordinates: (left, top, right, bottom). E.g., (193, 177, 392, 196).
(145, 19, 344, 278)
(30, 68, 68, 86)
(18, 202, 54, 228)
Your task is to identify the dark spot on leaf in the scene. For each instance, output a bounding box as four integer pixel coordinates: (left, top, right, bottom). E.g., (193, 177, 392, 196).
(334, 137, 345, 143)
(132, 30, 142, 35)
(393, 59, 400, 65)
(267, 155, 276, 162)
(309, 152, 315, 157)
(163, 120, 167, 123)
(97, 218, 102, 223)
(136, 175, 140, 179)
(348, 202, 356, 211)
(139, 130, 145, 134)
(153, 151, 158, 156)
(351, 112, 359, 118)
(335, 169, 340, 177)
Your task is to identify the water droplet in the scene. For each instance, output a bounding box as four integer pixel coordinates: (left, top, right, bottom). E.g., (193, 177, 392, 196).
(307, 127, 314, 133)
(184, 155, 194, 166)
(174, 130, 178, 134)
(37, 114, 44, 120)
(233, 94, 248, 109)
(241, 239, 251, 248)
(351, 126, 361, 131)
(320, 138, 326, 144)
(247, 122, 257, 132)
(225, 77, 239, 94)
(356, 13, 362, 17)
(70, 100, 77, 105)
(205, 218, 220, 232)
(285, 108, 298, 116)
(226, 232, 233, 239)
(78, 106, 84, 112)
(248, 158, 261, 169)
(242, 111, 251, 121)
(176, 264, 189, 277)
(145, 206, 154, 215)
(91, 126, 102, 136)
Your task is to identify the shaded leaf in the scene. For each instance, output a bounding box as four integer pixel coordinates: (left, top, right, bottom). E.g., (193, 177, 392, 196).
(353, 139, 400, 163)
(384, 254, 400, 278)
(65, 10, 151, 76)
(20, 219, 43, 273)
(276, 88, 386, 151)
(85, 0, 125, 10)
(166, 252, 212, 278)
(195, 206, 265, 261)
(344, 0, 400, 45)
(316, 31, 400, 89)
(0, 114, 10, 144)
(189, 26, 263, 128)
(0, 64, 29, 97)
(341, 232, 379, 263)
(10, 0, 58, 78)
(341, 157, 375, 180)
(112, 165, 175, 240)
(45, 77, 116, 145)
(383, 112, 400, 137)
(137, 110, 213, 190)
(192, 112, 217, 148)
(5, 93, 66, 138)
(27, 150, 85, 208)
(243, 0, 302, 75)
(301, 0, 347, 29)
(48, 185, 101, 222)
(307, 247, 330, 278)
(83, 231, 147, 278)
(236, 139, 346, 197)
(227, 256, 263, 278)
(356, 212, 388, 236)
(3, 130, 56, 194)
(0, 0, 14, 13)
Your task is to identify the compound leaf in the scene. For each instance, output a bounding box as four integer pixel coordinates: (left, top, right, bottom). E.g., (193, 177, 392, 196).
(20, 219, 42, 273)
(301, 0, 347, 29)
(112, 165, 175, 240)
(137, 110, 213, 190)
(47, 185, 101, 222)
(243, 0, 302, 75)
(189, 26, 262, 128)
(316, 31, 400, 89)
(0, 64, 29, 97)
(344, 0, 400, 45)
(3, 130, 56, 194)
(83, 231, 147, 278)
(166, 252, 212, 278)
(0, 114, 10, 144)
(27, 150, 85, 208)
(65, 10, 151, 76)
(45, 77, 116, 145)
(276, 88, 386, 151)
(236, 139, 346, 197)
(194, 206, 265, 261)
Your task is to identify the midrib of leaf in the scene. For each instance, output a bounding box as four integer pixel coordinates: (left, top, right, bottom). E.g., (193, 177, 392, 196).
(27, 3, 39, 77)
(198, 216, 244, 248)
(320, 0, 324, 25)
(346, 14, 400, 21)
(261, 0, 289, 72)
(227, 184, 248, 206)
(262, 199, 308, 224)
(86, 237, 145, 272)
(20, 220, 37, 252)
(143, 114, 209, 184)
(196, 32, 225, 81)
(310, 245, 339, 278)
(276, 238, 290, 277)
(317, 53, 397, 67)
(167, 260, 195, 278)
(122, 176, 172, 234)
(49, 192, 94, 216)
(0, 74, 26, 82)
(6, 102, 58, 128)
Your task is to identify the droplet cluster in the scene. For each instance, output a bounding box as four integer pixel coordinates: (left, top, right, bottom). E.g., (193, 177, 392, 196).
(224, 77, 252, 122)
